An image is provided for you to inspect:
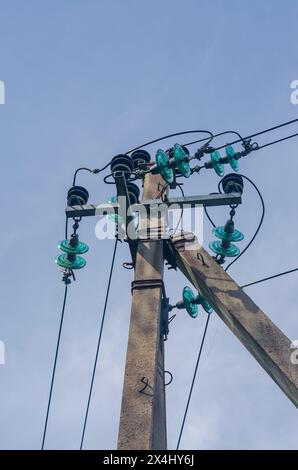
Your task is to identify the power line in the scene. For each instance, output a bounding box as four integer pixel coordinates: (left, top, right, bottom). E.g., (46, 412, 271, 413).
(182, 117, 298, 150)
(241, 267, 298, 289)
(125, 130, 214, 154)
(72, 165, 110, 186)
(80, 238, 118, 450)
(222, 175, 265, 272)
(223, 175, 265, 271)
(183, 130, 244, 147)
(203, 192, 220, 229)
(204, 206, 216, 228)
(176, 314, 211, 450)
(257, 132, 298, 150)
(42, 284, 69, 450)
(214, 120, 298, 151)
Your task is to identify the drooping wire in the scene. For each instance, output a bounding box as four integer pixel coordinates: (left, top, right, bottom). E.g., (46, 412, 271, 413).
(204, 206, 216, 228)
(183, 130, 244, 147)
(41, 284, 69, 450)
(203, 192, 220, 229)
(221, 175, 265, 272)
(241, 267, 298, 289)
(72, 165, 110, 186)
(125, 130, 214, 154)
(80, 238, 118, 450)
(176, 314, 211, 450)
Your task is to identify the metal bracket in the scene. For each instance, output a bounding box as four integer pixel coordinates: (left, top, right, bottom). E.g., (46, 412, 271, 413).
(131, 279, 166, 298)
(131, 279, 169, 340)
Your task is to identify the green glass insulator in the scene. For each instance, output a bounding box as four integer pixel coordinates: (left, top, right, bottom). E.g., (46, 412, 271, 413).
(58, 239, 89, 255)
(198, 294, 213, 314)
(107, 196, 123, 224)
(211, 150, 224, 176)
(55, 253, 86, 269)
(182, 286, 198, 318)
(173, 143, 190, 178)
(209, 240, 240, 257)
(225, 145, 238, 172)
(156, 149, 174, 183)
(213, 226, 244, 242)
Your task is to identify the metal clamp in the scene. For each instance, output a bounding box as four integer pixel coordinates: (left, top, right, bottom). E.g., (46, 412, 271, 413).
(131, 278, 166, 299)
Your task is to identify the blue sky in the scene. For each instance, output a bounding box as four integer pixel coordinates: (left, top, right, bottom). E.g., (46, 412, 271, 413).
(0, 0, 297, 449)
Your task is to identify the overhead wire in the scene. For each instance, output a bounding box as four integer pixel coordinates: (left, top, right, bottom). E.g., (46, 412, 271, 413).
(181, 117, 298, 150)
(41, 284, 69, 450)
(79, 238, 118, 450)
(176, 314, 211, 450)
(256, 132, 298, 150)
(183, 129, 244, 147)
(221, 174, 265, 272)
(214, 120, 298, 151)
(124, 130, 214, 154)
(241, 267, 298, 289)
(72, 164, 110, 187)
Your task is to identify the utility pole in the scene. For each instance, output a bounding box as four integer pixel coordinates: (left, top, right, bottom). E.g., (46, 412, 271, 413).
(117, 172, 168, 450)
(60, 132, 298, 451)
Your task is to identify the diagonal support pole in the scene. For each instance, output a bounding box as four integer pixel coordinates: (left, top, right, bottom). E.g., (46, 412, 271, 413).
(172, 233, 298, 408)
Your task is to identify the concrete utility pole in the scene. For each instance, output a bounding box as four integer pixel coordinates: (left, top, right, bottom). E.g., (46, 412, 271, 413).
(172, 233, 298, 407)
(118, 173, 168, 450)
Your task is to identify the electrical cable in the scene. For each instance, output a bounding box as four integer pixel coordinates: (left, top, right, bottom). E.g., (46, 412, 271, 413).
(203, 192, 221, 229)
(183, 130, 244, 147)
(176, 314, 211, 450)
(124, 130, 214, 154)
(204, 206, 216, 228)
(214, 121, 298, 152)
(182, 117, 298, 150)
(256, 132, 298, 150)
(241, 267, 298, 289)
(41, 284, 69, 450)
(221, 174, 265, 272)
(79, 238, 118, 450)
(72, 164, 110, 186)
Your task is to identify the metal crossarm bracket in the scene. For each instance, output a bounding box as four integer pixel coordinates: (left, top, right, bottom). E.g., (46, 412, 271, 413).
(65, 192, 242, 219)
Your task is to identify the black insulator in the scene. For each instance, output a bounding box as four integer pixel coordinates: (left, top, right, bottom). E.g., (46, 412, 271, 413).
(110, 154, 134, 176)
(67, 186, 89, 206)
(127, 182, 140, 205)
(221, 173, 244, 195)
(131, 149, 151, 168)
